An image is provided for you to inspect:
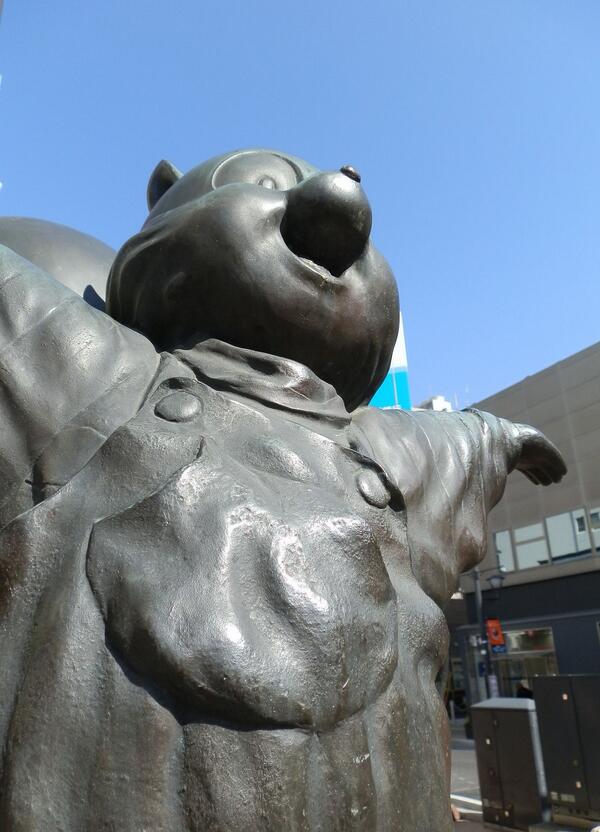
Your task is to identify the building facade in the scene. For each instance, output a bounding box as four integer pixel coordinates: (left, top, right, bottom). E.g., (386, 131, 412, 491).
(456, 341, 600, 703)
(369, 312, 411, 409)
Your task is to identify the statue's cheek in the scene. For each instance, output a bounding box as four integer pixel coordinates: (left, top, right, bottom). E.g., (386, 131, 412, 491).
(86, 456, 398, 730)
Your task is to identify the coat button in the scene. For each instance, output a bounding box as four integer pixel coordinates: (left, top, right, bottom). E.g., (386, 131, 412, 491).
(356, 469, 391, 508)
(155, 392, 202, 422)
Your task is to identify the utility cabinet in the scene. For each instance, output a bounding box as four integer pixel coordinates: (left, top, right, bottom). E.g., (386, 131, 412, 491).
(533, 675, 600, 829)
(472, 698, 548, 830)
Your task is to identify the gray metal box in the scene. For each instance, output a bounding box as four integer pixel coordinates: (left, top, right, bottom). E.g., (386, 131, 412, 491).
(533, 675, 600, 827)
(472, 698, 548, 830)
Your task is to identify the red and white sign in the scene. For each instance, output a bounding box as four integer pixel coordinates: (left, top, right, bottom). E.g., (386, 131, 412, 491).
(486, 618, 507, 653)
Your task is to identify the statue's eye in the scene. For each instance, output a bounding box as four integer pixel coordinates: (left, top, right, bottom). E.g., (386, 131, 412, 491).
(212, 151, 300, 191)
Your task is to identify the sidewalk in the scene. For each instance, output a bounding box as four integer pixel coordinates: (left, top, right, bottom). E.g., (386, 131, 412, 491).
(450, 719, 485, 829)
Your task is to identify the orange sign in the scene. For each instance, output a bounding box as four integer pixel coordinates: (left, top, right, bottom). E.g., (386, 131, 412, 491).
(486, 618, 506, 653)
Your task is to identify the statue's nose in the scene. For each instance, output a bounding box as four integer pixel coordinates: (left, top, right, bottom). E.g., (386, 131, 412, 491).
(281, 167, 372, 277)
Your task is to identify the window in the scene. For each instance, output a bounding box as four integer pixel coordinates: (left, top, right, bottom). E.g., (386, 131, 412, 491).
(502, 507, 597, 574)
(546, 508, 591, 562)
(514, 523, 545, 543)
(546, 512, 577, 560)
(494, 530, 515, 572)
(572, 509, 592, 554)
(513, 523, 549, 569)
(504, 627, 555, 654)
(589, 507, 600, 550)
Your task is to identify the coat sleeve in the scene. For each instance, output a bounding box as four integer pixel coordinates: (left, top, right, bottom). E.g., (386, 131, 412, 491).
(0, 244, 160, 527)
(351, 406, 522, 604)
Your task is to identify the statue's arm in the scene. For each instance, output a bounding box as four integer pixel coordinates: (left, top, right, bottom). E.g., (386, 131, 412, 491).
(355, 405, 565, 510)
(352, 406, 566, 602)
(459, 407, 566, 492)
(0, 244, 159, 526)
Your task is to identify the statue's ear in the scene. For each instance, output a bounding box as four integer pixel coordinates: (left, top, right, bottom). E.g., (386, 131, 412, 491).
(147, 159, 183, 211)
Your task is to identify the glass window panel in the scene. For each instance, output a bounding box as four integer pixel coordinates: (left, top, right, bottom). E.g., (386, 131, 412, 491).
(514, 523, 545, 543)
(493, 653, 558, 697)
(505, 627, 555, 653)
(494, 530, 515, 572)
(571, 508, 592, 554)
(515, 538, 549, 569)
(546, 512, 576, 559)
(590, 508, 600, 549)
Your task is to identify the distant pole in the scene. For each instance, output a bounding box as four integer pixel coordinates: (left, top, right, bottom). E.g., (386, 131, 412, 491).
(473, 567, 492, 698)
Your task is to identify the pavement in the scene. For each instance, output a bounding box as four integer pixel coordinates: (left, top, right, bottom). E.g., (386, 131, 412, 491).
(450, 719, 486, 830)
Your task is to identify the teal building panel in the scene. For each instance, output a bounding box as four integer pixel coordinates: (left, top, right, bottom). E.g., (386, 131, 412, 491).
(369, 368, 411, 410)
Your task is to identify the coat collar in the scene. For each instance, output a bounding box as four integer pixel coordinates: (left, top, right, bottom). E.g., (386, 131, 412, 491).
(175, 339, 351, 426)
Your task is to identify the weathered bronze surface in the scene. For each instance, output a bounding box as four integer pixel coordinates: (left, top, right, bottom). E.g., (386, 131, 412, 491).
(0, 215, 113, 306)
(0, 149, 565, 831)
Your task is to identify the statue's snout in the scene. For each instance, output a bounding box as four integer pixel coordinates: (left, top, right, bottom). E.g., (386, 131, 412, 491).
(281, 168, 372, 277)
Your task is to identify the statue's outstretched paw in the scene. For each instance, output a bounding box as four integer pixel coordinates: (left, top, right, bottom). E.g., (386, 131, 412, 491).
(514, 424, 567, 485)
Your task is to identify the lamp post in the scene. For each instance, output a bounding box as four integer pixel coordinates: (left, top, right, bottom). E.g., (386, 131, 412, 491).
(472, 566, 506, 699)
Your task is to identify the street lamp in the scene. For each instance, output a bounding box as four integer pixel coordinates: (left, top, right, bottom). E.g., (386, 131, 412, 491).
(487, 572, 506, 592)
(472, 566, 506, 699)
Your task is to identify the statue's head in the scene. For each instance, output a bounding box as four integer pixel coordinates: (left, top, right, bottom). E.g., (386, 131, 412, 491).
(106, 149, 399, 411)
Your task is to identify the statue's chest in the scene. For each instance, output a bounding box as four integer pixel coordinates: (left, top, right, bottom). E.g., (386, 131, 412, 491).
(164, 380, 410, 591)
(87, 381, 408, 728)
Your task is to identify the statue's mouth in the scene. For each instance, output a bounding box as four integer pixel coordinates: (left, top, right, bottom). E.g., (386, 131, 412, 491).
(280, 231, 355, 287)
(296, 254, 341, 284)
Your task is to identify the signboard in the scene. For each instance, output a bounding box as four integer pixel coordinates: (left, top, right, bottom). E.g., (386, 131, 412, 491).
(486, 618, 507, 654)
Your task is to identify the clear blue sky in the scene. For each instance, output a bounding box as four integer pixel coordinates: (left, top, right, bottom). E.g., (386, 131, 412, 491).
(1, 1, 599, 407)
